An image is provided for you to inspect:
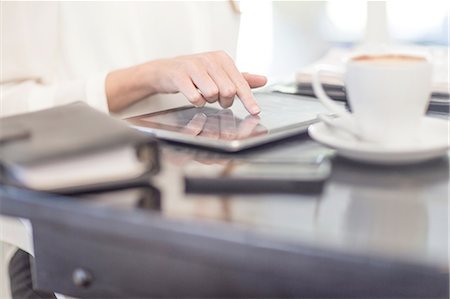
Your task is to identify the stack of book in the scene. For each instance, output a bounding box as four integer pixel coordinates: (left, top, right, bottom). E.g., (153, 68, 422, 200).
(270, 46, 449, 115)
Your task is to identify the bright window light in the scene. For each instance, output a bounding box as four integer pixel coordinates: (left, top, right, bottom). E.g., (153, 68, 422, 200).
(325, 0, 448, 45)
(325, 0, 367, 41)
(387, 1, 449, 42)
(236, 0, 273, 75)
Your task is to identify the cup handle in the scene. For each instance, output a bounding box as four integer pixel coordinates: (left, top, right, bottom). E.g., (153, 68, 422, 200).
(311, 65, 351, 119)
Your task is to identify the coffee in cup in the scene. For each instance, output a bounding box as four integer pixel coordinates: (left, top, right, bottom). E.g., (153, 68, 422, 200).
(312, 54, 432, 145)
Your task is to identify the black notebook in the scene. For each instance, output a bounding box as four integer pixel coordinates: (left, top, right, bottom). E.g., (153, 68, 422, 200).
(0, 102, 159, 193)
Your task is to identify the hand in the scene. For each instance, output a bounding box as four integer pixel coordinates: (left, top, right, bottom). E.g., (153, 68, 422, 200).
(106, 51, 267, 114)
(150, 51, 266, 115)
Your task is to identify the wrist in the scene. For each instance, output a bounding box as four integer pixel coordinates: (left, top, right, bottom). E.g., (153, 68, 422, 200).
(141, 58, 177, 95)
(105, 62, 159, 112)
(132, 62, 160, 98)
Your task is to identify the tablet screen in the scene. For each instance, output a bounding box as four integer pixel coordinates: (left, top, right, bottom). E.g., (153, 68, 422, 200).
(127, 93, 327, 140)
(132, 106, 269, 140)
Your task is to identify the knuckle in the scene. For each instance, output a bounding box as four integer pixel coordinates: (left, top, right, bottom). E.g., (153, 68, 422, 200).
(215, 50, 229, 59)
(199, 54, 210, 65)
(208, 50, 228, 61)
(203, 87, 219, 99)
(184, 60, 199, 73)
(237, 80, 250, 92)
(221, 87, 237, 98)
(201, 55, 215, 68)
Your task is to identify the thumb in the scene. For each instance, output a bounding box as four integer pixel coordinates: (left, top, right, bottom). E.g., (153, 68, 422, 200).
(242, 72, 268, 89)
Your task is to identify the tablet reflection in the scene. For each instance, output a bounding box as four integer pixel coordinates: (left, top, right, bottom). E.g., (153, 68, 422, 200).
(180, 109, 268, 140)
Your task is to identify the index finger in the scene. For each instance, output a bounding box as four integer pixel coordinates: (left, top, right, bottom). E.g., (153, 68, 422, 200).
(221, 59, 260, 115)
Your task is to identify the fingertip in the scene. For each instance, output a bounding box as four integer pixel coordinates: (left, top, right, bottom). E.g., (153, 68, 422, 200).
(259, 75, 268, 85)
(249, 104, 261, 115)
(240, 94, 260, 115)
(192, 100, 206, 108)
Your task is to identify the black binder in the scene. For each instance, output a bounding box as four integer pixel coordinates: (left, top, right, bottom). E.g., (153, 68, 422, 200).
(0, 102, 159, 193)
(270, 82, 450, 114)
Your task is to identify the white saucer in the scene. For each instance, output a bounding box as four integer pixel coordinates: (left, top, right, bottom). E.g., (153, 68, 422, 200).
(308, 116, 449, 165)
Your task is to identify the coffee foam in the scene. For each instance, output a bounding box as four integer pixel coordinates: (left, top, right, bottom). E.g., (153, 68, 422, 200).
(351, 54, 426, 65)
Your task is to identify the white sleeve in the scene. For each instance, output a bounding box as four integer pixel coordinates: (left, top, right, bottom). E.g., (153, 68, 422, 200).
(1, 73, 109, 117)
(0, 2, 109, 117)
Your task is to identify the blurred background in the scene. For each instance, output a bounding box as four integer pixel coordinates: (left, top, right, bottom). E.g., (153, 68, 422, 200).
(236, 0, 449, 82)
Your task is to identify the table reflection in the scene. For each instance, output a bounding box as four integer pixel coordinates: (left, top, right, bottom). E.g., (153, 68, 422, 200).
(321, 158, 448, 265)
(158, 142, 449, 267)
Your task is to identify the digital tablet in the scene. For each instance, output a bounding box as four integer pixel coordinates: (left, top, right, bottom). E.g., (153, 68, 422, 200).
(126, 93, 328, 152)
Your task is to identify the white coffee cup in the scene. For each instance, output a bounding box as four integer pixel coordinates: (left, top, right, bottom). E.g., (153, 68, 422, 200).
(312, 54, 433, 145)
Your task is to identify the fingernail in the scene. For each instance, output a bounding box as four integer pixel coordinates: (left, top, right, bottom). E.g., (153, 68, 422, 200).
(250, 105, 260, 115)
